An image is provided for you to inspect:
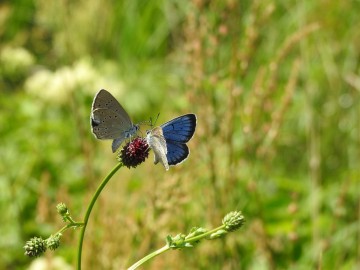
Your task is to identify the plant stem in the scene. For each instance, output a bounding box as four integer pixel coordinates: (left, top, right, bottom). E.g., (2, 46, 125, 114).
(66, 215, 78, 224)
(185, 225, 225, 243)
(77, 162, 123, 270)
(127, 225, 226, 269)
(54, 222, 84, 236)
(127, 245, 170, 270)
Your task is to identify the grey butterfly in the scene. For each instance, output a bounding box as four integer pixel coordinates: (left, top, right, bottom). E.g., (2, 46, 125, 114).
(146, 126, 169, 170)
(90, 89, 139, 152)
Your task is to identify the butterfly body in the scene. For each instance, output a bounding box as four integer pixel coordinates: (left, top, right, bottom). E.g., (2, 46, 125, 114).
(90, 89, 139, 152)
(146, 127, 169, 170)
(147, 114, 196, 169)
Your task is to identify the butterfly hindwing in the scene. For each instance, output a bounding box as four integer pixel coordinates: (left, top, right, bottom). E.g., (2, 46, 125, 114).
(166, 141, 190, 165)
(112, 135, 127, 153)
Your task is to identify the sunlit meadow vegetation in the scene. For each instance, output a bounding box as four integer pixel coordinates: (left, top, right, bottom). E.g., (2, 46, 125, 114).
(1, 0, 359, 269)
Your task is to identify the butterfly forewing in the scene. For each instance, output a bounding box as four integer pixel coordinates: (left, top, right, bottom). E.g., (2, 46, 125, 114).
(92, 89, 132, 123)
(91, 108, 133, 139)
(161, 114, 196, 143)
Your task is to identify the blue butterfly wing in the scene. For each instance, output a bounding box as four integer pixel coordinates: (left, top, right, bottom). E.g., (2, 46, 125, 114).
(161, 114, 196, 143)
(166, 141, 189, 165)
(160, 114, 196, 165)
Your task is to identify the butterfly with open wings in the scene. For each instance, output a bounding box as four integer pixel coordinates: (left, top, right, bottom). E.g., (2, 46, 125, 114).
(146, 114, 197, 170)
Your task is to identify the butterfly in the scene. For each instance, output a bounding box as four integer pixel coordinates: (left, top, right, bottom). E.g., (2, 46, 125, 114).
(146, 114, 197, 169)
(90, 89, 139, 153)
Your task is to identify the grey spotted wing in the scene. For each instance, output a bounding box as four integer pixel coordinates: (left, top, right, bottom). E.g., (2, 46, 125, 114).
(90, 89, 134, 140)
(91, 108, 132, 139)
(92, 89, 132, 123)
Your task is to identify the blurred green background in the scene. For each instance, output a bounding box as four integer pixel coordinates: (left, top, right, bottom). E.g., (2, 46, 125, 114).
(1, 0, 359, 269)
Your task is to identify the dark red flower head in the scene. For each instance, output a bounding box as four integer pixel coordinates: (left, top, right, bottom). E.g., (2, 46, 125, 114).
(118, 137, 149, 168)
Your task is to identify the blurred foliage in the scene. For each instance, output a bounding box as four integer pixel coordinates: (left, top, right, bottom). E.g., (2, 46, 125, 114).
(0, 0, 359, 269)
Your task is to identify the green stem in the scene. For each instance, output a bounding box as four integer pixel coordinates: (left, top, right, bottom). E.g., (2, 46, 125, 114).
(185, 225, 225, 243)
(65, 215, 78, 224)
(54, 222, 84, 236)
(127, 245, 170, 270)
(127, 225, 226, 269)
(77, 162, 123, 270)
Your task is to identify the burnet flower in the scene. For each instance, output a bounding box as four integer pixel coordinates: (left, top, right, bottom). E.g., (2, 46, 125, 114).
(118, 137, 150, 168)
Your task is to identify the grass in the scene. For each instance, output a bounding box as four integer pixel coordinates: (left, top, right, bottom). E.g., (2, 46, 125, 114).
(0, 0, 359, 269)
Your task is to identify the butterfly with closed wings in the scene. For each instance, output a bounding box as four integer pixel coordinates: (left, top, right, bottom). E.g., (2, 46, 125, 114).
(90, 89, 139, 153)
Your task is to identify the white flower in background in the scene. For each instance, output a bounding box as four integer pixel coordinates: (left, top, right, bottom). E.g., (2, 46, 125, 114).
(0, 46, 35, 76)
(25, 57, 126, 104)
(94, 76, 125, 98)
(28, 256, 72, 270)
(25, 67, 75, 104)
(72, 59, 126, 97)
(25, 69, 53, 98)
(72, 59, 100, 96)
(49, 66, 76, 101)
(74, 60, 97, 83)
(93, 60, 126, 98)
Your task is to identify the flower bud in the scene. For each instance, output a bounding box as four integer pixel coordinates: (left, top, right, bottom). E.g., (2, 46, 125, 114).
(47, 234, 61, 251)
(56, 203, 68, 216)
(222, 211, 245, 232)
(24, 237, 47, 257)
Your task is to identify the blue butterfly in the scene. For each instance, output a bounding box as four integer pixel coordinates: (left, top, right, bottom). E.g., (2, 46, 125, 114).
(147, 114, 197, 168)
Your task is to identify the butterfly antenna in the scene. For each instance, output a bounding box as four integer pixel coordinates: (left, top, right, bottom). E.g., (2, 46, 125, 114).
(151, 113, 160, 127)
(145, 113, 160, 128)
